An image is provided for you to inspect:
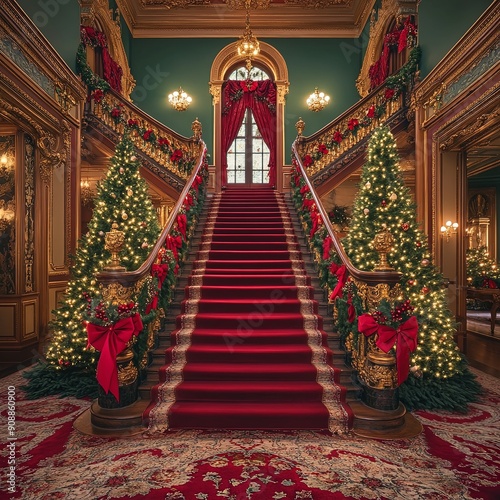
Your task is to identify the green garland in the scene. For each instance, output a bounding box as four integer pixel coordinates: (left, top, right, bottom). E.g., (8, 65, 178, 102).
(76, 43, 110, 93)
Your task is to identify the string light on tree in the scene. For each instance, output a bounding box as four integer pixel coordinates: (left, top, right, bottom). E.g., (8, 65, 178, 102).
(342, 126, 480, 411)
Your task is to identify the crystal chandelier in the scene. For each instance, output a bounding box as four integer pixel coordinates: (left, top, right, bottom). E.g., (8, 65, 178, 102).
(168, 87, 192, 112)
(80, 179, 94, 206)
(307, 88, 331, 112)
(236, 0, 260, 71)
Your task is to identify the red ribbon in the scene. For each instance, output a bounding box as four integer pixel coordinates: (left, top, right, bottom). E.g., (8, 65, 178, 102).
(310, 211, 322, 238)
(323, 236, 333, 260)
(358, 314, 418, 385)
(166, 234, 183, 260)
(177, 213, 187, 240)
(192, 174, 202, 191)
(328, 263, 347, 302)
(184, 193, 193, 209)
(86, 313, 143, 400)
(146, 264, 169, 314)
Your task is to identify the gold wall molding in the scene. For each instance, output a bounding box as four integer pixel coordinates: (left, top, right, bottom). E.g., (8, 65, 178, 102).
(0, 0, 85, 119)
(80, 0, 136, 100)
(414, 0, 499, 121)
(356, 0, 418, 97)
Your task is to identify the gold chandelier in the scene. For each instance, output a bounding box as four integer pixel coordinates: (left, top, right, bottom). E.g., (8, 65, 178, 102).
(236, 0, 260, 70)
(307, 88, 331, 112)
(168, 87, 192, 112)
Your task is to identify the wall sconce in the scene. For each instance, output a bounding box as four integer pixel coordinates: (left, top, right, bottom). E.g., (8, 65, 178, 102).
(307, 88, 330, 112)
(440, 220, 458, 241)
(0, 153, 13, 172)
(168, 87, 192, 112)
(80, 179, 94, 206)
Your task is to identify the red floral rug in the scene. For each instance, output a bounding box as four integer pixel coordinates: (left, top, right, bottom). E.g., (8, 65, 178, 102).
(2, 368, 499, 499)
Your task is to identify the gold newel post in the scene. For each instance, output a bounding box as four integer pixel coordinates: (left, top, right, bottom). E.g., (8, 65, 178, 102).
(97, 222, 138, 409)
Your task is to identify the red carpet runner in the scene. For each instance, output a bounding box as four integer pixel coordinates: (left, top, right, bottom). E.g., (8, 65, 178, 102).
(144, 187, 352, 433)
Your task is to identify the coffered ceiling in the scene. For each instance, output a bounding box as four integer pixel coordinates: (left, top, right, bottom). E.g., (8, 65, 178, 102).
(116, 0, 376, 38)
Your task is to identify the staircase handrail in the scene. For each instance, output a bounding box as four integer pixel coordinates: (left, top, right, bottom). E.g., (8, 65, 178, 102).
(291, 142, 401, 287)
(294, 46, 420, 180)
(89, 87, 202, 181)
(95, 141, 207, 290)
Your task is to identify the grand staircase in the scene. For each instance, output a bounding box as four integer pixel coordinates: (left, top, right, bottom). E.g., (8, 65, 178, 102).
(142, 187, 359, 433)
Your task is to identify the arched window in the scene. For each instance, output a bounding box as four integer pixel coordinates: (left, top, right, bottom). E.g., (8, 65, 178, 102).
(225, 66, 272, 185)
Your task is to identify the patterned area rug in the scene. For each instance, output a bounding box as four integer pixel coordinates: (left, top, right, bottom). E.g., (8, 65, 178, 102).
(2, 368, 499, 499)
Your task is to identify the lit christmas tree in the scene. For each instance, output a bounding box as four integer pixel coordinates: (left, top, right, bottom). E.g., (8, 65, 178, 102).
(342, 126, 481, 411)
(24, 134, 161, 397)
(466, 245, 499, 288)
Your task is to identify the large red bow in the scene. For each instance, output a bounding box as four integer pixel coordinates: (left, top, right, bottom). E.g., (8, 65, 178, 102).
(323, 236, 333, 260)
(358, 314, 418, 385)
(328, 263, 347, 302)
(177, 213, 187, 240)
(86, 313, 143, 400)
(166, 234, 183, 260)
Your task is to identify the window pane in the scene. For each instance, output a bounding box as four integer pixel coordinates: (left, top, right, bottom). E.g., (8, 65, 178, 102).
(235, 169, 245, 183)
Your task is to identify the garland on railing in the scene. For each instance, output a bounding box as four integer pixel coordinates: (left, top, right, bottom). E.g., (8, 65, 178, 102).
(291, 160, 420, 386)
(301, 46, 420, 169)
(82, 154, 208, 391)
(90, 98, 197, 177)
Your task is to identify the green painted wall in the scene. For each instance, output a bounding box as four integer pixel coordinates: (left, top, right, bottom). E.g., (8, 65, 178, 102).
(129, 37, 362, 159)
(16, 0, 80, 72)
(418, 0, 491, 78)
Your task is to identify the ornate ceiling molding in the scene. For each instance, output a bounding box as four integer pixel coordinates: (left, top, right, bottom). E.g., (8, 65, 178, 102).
(116, 0, 375, 38)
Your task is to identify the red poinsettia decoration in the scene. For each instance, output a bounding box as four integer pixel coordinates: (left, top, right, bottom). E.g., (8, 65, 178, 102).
(170, 149, 183, 163)
(127, 118, 138, 127)
(143, 129, 155, 142)
(348, 118, 359, 131)
(318, 144, 329, 155)
(302, 154, 313, 168)
(385, 88, 396, 100)
(367, 105, 376, 118)
(333, 130, 343, 143)
(92, 89, 104, 103)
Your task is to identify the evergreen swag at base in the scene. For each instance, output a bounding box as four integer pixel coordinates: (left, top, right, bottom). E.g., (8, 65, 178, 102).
(291, 126, 481, 412)
(22, 134, 207, 399)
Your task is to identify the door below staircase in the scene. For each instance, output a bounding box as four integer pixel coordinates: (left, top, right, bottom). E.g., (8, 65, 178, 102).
(144, 187, 353, 433)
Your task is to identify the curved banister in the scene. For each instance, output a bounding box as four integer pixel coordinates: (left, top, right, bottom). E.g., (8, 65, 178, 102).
(95, 140, 207, 288)
(90, 88, 201, 181)
(291, 142, 401, 287)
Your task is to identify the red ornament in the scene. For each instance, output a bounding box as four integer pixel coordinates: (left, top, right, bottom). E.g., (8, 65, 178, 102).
(416, 241, 422, 247)
(381, 200, 387, 207)
(421, 287, 430, 294)
(408, 279, 415, 286)
(401, 222, 409, 231)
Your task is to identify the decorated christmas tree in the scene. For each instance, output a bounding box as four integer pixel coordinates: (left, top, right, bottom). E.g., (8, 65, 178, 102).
(466, 245, 500, 288)
(342, 126, 481, 411)
(24, 134, 161, 397)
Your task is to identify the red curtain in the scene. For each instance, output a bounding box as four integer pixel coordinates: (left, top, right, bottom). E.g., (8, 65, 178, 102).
(221, 79, 277, 186)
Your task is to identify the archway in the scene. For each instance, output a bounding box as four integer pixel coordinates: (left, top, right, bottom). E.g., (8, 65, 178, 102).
(209, 41, 289, 193)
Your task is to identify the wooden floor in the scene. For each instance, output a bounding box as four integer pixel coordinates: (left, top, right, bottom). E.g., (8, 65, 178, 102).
(466, 311, 500, 378)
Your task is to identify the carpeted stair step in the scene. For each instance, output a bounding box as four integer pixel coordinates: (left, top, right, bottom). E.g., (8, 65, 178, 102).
(175, 312, 323, 330)
(155, 381, 324, 403)
(188, 274, 311, 286)
(165, 344, 323, 364)
(147, 401, 332, 430)
(181, 298, 319, 314)
(182, 285, 316, 299)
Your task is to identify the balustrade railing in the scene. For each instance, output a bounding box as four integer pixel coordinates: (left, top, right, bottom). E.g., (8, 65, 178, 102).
(294, 46, 420, 182)
(290, 146, 408, 410)
(89, 88, 202, 181)
(85, 138, 208, 411)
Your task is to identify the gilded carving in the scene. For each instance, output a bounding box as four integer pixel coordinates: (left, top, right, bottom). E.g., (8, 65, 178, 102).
(83, 0, 136, 99)
(117, 359, 138, 385)
(99, 282, 134, 305)
(24, 135, 35, 293)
